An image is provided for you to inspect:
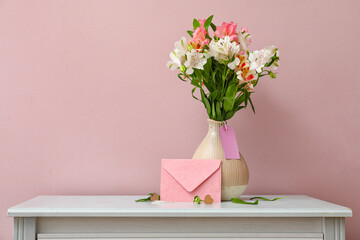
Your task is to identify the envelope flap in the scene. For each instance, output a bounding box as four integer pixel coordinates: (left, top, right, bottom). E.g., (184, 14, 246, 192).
(162, 159, 221, 192)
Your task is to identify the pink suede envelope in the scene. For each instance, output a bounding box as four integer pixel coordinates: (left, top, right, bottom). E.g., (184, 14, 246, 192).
(160, 159, 221, 202)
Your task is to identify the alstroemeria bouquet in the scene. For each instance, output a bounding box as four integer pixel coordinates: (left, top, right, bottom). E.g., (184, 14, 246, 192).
(167, 15, 280, 121)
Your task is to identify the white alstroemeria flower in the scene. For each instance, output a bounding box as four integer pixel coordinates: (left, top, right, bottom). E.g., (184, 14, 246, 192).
(227, 57, 240, 70)
(166, 37, 189, 70)
(236, 70, 244, 81)
(236, 68, 257, 82)
(236, 57, 257, 83)
(208, 36, 240, 69)
(184, 49, 207, 75)
(237, 31, 251, 52)
(249, 45, 278, 73)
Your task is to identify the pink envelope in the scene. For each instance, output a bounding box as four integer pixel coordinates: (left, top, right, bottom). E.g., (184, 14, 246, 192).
(160, 159, 221, 202)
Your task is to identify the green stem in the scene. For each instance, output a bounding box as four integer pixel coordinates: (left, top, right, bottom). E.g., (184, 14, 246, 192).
(250, 196, 285, 201)
(231, 198, 259, 205)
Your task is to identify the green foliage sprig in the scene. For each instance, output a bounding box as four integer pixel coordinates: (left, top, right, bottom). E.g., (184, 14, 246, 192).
(135, 193, 160, 202)
(231, 196, 285, 205)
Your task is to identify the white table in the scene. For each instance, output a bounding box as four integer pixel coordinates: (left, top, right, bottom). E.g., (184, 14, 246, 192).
(8, 195, 352, 240)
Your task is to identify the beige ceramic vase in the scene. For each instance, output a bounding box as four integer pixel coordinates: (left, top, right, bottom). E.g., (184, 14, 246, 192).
(192, 119, 249, 200)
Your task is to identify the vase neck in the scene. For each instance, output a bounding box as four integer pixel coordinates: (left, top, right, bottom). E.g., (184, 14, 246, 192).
(192, 119, 226, 160)
(207, 119, 223, 134)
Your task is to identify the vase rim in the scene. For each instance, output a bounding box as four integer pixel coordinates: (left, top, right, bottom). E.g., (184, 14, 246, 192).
(207, 119, 224, 124)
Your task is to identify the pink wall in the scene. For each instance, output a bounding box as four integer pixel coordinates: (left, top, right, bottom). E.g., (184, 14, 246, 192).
(1, 0, 359, 238)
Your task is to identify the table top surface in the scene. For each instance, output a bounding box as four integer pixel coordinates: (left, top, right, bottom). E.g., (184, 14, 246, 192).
(8, 195, 352, 218)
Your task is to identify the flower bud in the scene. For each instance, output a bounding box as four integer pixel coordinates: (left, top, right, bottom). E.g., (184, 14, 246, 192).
(180, 65, 186, 72)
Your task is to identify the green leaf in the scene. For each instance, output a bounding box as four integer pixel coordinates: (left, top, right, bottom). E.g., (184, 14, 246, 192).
(193, 68, 203, 80)
(191, 87, 200, 101)
(249, 96, 255, 113)
(234, 93, 245, 107)
(204, 15, 213, 30)
(187, 30, 193, 38)
(193, 18, 200, 30)
(244, 91, 250, 107)
(177, 73, 186, 82)
(210, 23, 216, 32)
(200, 89, 211, 117)
(135, 193, 155, 202)
(249, 196, 285, 201)
(203, 57, 212, 75)
(223, 97, 235, 112)
(231, 198, 259, 205)
(223, 84, 238, 112)
(211, 102, 215, 119)
(193, 195, 202, 204)
(225, 110, 235, 120)
(135, 197, 151, 202)
(225, 109, 237, 120)
(216, 101, 222, 120)
(208, 90, 219, 102)
(225, 106, 244, 120)
(190, 78, 201, 87)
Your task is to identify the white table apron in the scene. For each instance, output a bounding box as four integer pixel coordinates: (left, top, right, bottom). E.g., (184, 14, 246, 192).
(8, 195, 352, 240)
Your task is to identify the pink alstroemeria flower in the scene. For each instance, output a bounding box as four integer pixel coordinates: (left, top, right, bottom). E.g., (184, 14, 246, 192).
(215, 21, 238, 42)
(191, 26, 210, 50)
(198, 19, 206, 27)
